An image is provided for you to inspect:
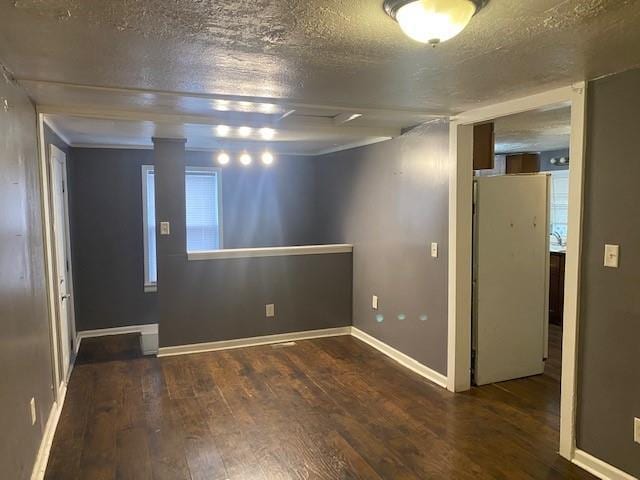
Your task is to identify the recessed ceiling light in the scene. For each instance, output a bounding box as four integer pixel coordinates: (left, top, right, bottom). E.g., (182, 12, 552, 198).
(383, 0, 485, 45)
(239, 152, 252, 166)
(259, 127, 276, 140)
(260, 103, 277, 113)
(261, 151, 274, 165)
(216, 125, 230, 136)
(217, 152, 230, 165)
(238, 126, 252, 137)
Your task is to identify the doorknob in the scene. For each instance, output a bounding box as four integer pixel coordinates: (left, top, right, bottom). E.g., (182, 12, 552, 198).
(61, 293, 71, 301)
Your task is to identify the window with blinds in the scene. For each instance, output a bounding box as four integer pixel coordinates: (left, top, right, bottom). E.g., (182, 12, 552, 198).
(546, 169, 569, 242)
(141, 166, 222, 290)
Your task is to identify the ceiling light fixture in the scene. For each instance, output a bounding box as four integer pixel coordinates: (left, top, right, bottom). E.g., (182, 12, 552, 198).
(217, 152, 230, 165)
(239, 152, 252, 166)
(261, 151, 274, 165)
(238, 126, 252, 137)
(259, 127, 276, 140)
(383, 0, 486, 45)
(216, 125, 230, 136)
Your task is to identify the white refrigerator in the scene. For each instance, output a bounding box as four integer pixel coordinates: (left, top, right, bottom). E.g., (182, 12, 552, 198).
(472, 174, 550, 386)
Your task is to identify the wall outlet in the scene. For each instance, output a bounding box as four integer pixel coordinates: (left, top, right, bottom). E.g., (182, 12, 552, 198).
(160, 221, 171, 235)
(431, 242, 439, 258)
(604, 244, 619, 268)
(265, 304, 275, 318)
(372, 295, 378, 310)
(30, 397, 36, 426)
(634, 417, 640, 444)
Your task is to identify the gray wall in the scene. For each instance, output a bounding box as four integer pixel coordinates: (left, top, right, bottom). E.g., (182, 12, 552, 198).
(153, 139, 352, 348)
(66, 148, 324, 331)
(68, 148, 159, 331)
(576, 68, 640, 476)
(315, 120, 450, 375)
(0, 68, 54, 478)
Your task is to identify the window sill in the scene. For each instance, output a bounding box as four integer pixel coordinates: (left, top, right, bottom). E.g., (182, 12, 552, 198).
(144, 284, 158, 293)
(187, 244, 353, 261)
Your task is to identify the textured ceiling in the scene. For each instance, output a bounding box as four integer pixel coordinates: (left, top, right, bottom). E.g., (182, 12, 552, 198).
(2, 0, 640, 114)
(494, 104, 571, 154)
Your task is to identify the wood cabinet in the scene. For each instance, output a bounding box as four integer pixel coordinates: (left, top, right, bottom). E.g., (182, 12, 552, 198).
(506, 153, 540, 174)
(473, 122, 495, 170)
(549, 251, 565, 325)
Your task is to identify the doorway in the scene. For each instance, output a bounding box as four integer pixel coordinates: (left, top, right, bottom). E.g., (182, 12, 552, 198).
(48, 144, 76, 384)
(447, 84, 587, 461)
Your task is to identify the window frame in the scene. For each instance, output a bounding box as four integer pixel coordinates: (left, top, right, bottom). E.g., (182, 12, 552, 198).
(141, 165, 224, 293)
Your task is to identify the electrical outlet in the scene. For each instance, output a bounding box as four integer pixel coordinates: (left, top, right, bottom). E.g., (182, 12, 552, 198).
(431, 242, 439, 258)
(372, 295, 378, 310)
(160, 221, 171, 235)
(30, 398, 36, 426)
(265, 304, 275, 318)
(634, 417, 639, 444)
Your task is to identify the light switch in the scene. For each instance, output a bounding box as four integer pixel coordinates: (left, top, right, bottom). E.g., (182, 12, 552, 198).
(634, 418, 639, 444)
(160, 221, 171, 236)
(431, 242, 439, 258)
(604, 244, 619, 268)
(265, 304, 275, 318)
(372, 295, 378, 310)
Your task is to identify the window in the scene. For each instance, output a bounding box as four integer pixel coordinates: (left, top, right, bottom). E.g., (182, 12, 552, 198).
(142, 166, 222, 291)
(546, 170, 569, 243)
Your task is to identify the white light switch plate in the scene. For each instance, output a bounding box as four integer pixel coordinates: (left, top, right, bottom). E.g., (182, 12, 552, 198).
(604, 244, 619, 268)
(431, 242, 438, 258)
(160, 221, 171, 235)
(265, 304, 275, 318)
(634, 417, 640, 444)
(372, 295, 378, 310)
(30, 398, 36, 426)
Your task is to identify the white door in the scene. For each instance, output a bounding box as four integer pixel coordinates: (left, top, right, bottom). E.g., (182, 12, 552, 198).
(50, 145, 74, 382)
(473, 174, 550, 385)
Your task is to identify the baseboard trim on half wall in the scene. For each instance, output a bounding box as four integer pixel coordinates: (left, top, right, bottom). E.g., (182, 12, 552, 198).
(30, 383, 68, 480)
(350, 326, 448, 389)
(157, 326, 352, 357)
(76, 324, 159, 355)
(572, 449, 637, 480)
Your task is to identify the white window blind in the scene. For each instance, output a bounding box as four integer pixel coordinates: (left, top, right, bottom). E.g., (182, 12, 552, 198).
(185, 168, 221, 252)
(142, 166, 222, 289)
(547, 170, 569, 242)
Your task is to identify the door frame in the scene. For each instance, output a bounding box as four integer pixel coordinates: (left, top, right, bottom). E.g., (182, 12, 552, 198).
(36, 113, 77, 400)
(446, 83, 587, 460)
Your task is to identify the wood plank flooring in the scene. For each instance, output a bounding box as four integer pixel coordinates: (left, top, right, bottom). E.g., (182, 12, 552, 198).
(45, 326, 593, 479)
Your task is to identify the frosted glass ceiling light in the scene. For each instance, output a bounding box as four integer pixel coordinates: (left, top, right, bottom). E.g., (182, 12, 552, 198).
(384, 0, 485, 45)
(216, 125, 230, 136)
(238, 126, 252, 137)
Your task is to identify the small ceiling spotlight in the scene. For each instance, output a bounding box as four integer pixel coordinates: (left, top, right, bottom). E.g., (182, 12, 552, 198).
(239, 152, 252, 166)
(259, 127, 276, 140)
(550, 157, 558, 165)
(216, 125, 230, 136)
(217, 152, 230, 165)
(261, 151, 274, 165)
(238, 126, 252, 137)
(383, 0, 486, 45)
(559, 157, 568, 165)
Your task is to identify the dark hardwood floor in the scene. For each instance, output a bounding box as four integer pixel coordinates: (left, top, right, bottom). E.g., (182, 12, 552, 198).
(45, 325, 593, 479)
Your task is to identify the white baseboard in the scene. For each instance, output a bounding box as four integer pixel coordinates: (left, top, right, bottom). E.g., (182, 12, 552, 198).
(30, 383, 68, 480)
(157, 326, 352, 357)
(350, 326, 448, 388)
(572, 449, 637, 480)
(76, 323, 158, 340)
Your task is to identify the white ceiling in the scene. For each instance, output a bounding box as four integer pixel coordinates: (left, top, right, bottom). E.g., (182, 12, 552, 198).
(3, 1, 640, 152)
(494, 104, 571, 154)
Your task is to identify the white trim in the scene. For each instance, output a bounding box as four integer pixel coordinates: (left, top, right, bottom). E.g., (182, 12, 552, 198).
(351, 327, 448, 388)
(29, 383, 68, 480)
(43, 120, 72, 147)
(187, 243, 353, 261)
(447, 84, 588, 463)
(157, 326, 351, 357)
(76, 323, 159, 341)
(572, 449, 637, 480)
